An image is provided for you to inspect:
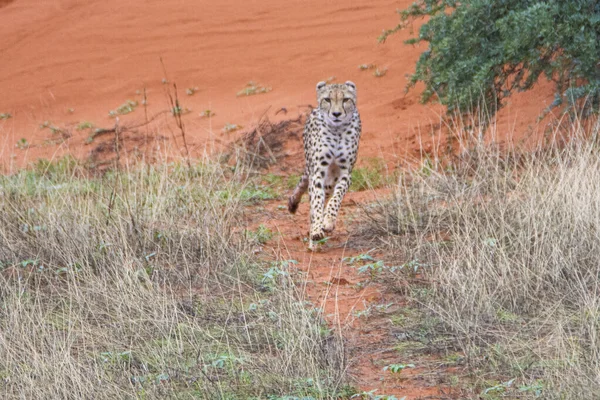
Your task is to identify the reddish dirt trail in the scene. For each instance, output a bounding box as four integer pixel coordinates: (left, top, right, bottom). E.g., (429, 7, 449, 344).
(257, 189, 458, 399)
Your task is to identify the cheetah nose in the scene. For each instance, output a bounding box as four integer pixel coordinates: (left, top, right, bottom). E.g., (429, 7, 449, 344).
(332, 112, 342, 118)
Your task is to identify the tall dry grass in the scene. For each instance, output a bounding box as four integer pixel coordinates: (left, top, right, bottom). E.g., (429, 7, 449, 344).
(0, 158, 346, 399)
(365, 116, 600, 398)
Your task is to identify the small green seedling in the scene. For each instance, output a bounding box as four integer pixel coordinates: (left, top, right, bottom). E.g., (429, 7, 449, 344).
(171, 106, 191, 116)
(222, 123, 242, 133)
(16, 138, 29, 149)
(236, 81, 272, 97)
(247, 224, 273, 244)
(0, 113, 12, 120)
(357, 260, 385, 277)
(76, 121, 94, 131)
(351, 389, 405, 400)
(344, 253, 375, 264)
(373, 68, 388, 77)
(358, 64, 376, 70)
(185, 86, 199, 96)
(481, 378, 515, 396)
(109, 100, 138, 117)
(199, 109, 215, 118)
(383, 363, 415, 373)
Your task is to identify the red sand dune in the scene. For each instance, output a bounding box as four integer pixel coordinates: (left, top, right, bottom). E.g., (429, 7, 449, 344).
(0, 0, 555, 170)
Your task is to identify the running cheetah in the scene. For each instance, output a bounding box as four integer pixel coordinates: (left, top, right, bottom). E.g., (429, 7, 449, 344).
(288, 80, 362, 250)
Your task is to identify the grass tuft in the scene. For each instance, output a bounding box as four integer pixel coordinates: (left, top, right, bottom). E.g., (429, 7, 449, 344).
(364, 116, 600, 398)
(0, 157, 347, 399)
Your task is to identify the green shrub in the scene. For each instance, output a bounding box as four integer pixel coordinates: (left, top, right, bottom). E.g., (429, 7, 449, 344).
(382, 1, 600, 118)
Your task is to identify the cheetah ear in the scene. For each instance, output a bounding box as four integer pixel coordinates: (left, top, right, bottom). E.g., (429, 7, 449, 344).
(345, 81, 357, 92)
(316, 81, 327, 91)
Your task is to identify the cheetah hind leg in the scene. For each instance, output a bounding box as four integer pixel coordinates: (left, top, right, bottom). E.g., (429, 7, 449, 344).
(288, 171, 309, 214)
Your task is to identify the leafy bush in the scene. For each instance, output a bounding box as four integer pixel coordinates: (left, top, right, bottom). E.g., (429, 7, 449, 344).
(381, 0, 600, 117)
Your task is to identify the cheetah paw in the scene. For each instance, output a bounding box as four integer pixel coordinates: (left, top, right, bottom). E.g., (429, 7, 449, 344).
(310, 229, 325, 241)
(323, 217, 336, 232)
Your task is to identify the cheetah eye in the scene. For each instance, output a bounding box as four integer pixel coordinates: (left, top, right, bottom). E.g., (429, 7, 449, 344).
(323, 98, 331, 103)
(343, 98, 352, 103)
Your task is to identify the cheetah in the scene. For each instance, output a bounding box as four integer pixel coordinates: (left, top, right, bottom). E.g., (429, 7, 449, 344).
(288, 80, 362, 250)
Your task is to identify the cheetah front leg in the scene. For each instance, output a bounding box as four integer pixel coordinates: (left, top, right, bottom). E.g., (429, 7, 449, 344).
(308, 167, 327, 250)
(323, 168, 351, 233)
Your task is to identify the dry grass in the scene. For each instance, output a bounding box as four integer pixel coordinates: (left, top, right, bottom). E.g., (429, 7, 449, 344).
(364, 116, 600, 398)
(0, 157, 347, 399)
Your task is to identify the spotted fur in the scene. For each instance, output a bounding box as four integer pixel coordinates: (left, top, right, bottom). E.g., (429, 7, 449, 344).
(288, 80, 362, 250)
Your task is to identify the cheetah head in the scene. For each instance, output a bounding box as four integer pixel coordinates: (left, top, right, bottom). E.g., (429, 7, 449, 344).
(316, 81, 357, 126)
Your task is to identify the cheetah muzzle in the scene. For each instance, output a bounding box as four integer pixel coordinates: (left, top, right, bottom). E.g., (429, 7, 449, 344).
(288, 80, 362, 250)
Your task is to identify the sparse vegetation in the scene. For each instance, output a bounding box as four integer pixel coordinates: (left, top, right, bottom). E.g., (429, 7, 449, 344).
(364, 116, 600, 398)
(372, 68, 387, 78)
(358, 64, 376, 70)
(199, 109, 215, 118)
(351, 157, 390, 191)
(185, 86, 199, 96)
(236, 81, 272, 97)
(108, 99, 138, 117)
(15, 138, 29, 149)
(76, 121, 94, 131)
(0, 112, 12, 120)
(222, 123, 242, 133)
(0, 157, 347, 399)
(171, 105, 191, 116)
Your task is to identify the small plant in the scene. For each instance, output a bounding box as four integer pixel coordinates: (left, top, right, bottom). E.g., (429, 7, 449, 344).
(247, 224, 274, 244)
(481, 379, 516, 397)
(222, 123, 242, 133)
(1, 112, 13, 120)
(358, 64, 376, 70)
(16, 138, 29, 149)
(353, 307, 372, 319)
(199, 109, 215, 118)
(161, 78, 169, 84)
(262, 266, 288, 285)
(351, 389, 404, 400)
(171, 105, 191, 116)
(108, 100, 138, 117)
(203, 354, 244, 372)
(67, 108, 75, 114)
(344, 253, 375, 264)
(185, 86, 199, 96)
(323, 76, 336, 84)
(383, 363, 415, 373)
(357, 260, 385, 278)
(374, 303, 394, 312)
(350, 157, 388, 191)
(236, 81, 272, 97)
(76, 121, 94, 131)
(373, 68, 388, 78)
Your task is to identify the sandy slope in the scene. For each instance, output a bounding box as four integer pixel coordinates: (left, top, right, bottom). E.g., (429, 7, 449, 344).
(0, 0, 554, 169)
